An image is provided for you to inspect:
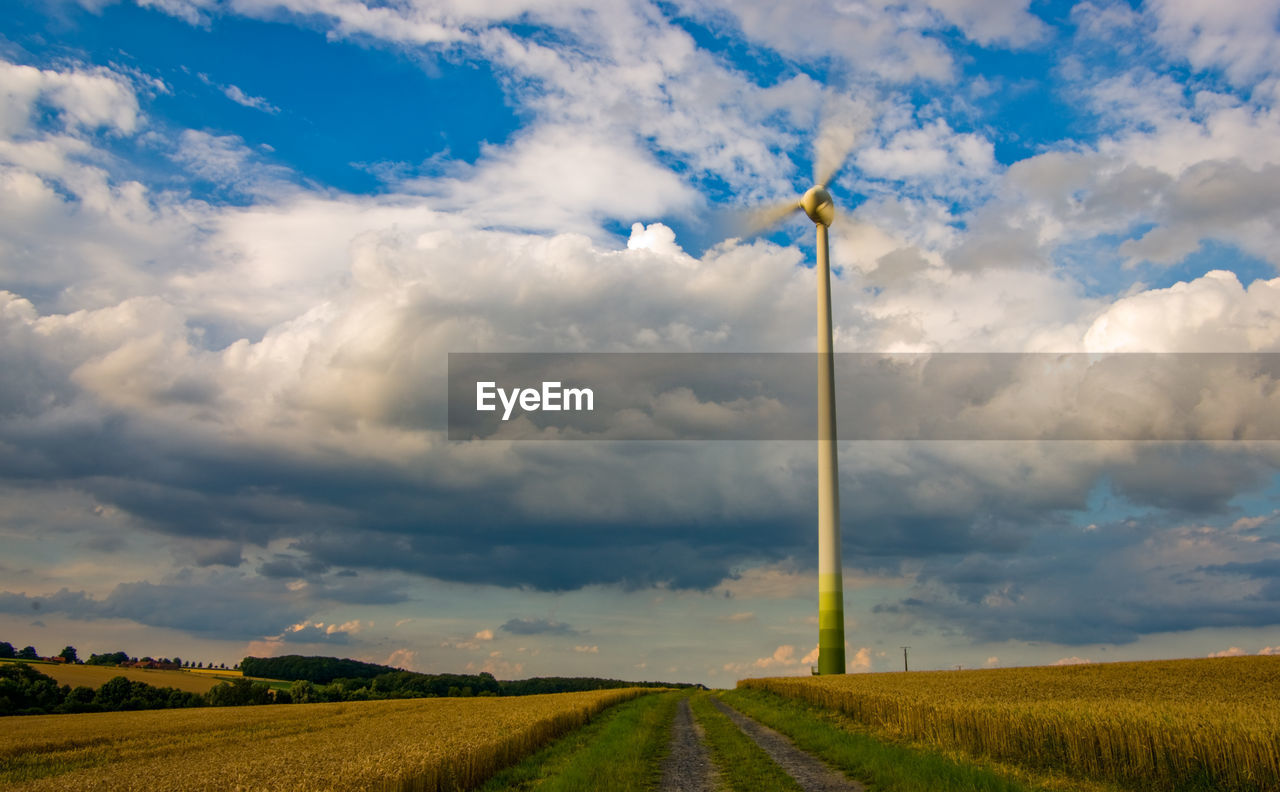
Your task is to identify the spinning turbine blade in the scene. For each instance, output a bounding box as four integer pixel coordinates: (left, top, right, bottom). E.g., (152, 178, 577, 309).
(813, 113, 859, 188)
(745, 199, 802, 234)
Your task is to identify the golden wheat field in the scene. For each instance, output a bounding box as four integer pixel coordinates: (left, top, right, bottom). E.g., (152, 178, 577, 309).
(1, 687, 648, 791)
(742, 655, 1280, 790)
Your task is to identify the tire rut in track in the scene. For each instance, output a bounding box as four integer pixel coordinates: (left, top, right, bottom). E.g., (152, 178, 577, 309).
(709, 697, 865, 792)
(659, 697, 720, 792)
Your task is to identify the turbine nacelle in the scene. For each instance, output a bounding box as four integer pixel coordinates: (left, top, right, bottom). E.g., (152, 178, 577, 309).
(801, 185, 834, 227)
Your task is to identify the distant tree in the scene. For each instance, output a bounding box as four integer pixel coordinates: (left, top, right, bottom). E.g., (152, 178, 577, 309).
(241, 655, 399, 684)
(0, 642, 14, 659)
(93, 676, 135, 709)
(60, 686, 99, 714)
(86, 651, 128, 666)
(173, 657, 182, 668)
(16, 646, 37, 660)
(0, 663, 65, 714)
(207, 678, 271, 707)
(59, 646, 78, 664)
(289, 679, 316, 704)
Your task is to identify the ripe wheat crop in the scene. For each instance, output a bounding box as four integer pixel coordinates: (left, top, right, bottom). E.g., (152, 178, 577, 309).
(741, 656, 1280, 790)
(0, 660, 230, 694)
(1, 687, 648, 791)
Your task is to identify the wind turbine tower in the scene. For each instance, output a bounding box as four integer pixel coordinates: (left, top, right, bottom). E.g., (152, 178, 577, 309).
(747, 122, 854, 674)
(750, 158, 850, 674)
(802, 184, 845, 675)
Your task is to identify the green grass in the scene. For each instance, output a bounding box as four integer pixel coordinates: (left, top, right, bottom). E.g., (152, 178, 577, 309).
(689, 692, 802, 792)
(718, 689, 1116, 792)
(478, 689, 679, 792)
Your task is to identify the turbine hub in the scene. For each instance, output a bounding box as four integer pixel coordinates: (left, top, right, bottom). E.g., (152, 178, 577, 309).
(801, 185, 834, 226)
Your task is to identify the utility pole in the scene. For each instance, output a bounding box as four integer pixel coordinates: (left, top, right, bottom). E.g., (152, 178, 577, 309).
(901, 646, 910, 672)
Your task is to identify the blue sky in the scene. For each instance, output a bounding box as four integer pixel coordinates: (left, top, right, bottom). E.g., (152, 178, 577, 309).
(1, 0, 1279, 683)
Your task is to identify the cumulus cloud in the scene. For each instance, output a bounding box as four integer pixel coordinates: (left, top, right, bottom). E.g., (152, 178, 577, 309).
(1147, 0, 1280, 87)
(0, 59, 140, 136)
(723, 642, 869, 676)
(856, 119, 996, 190)
(720, 643, 805, 674)
(276, 620, 362, 644)
(1208, 646, 1246, 658)
(385, 648, 417, 670)
(1083, 271, 1280, 352)
(410, 126, 697, 235)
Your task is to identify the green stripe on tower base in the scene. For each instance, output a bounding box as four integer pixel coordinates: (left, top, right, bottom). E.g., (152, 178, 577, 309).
(817, 574, 846, 675)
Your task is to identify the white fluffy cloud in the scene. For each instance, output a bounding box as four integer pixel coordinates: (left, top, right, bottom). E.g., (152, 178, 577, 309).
(409, 126, 697, 235)
(1147, 0, 1280, 87)
(1084, 271, 1280, 352)
(0, 59, 140, 137)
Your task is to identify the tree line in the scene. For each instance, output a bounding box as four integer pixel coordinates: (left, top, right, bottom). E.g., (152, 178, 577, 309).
(0, 641, 233, 670)
(241, 655, 699, 699)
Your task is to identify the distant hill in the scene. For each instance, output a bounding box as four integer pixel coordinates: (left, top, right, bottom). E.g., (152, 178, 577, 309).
(240, 655, 396, 684)
(240, 654, 702, 695)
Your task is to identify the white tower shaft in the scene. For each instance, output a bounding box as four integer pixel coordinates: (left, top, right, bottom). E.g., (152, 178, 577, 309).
(815, 222, 846, 675)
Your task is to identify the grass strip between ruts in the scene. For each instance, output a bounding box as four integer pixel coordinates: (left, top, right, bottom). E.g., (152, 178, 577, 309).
(478, 689, 679, 792)
(689, 692, 803, 792)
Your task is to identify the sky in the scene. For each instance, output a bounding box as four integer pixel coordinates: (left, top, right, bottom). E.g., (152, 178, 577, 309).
(1, 0, 1279, 686)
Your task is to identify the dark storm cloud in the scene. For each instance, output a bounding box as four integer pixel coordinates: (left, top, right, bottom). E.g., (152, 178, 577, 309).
(873, 514, 1280, 645)
(292, 526, 786, 591)
(6, 383, 1279, 605)
(1107, 446, 1273, 513)
(1202, 559, 1280, 579)
(0, 588, 96, 615)
(99, 581, 308, 637)
(0, 582, 311, 640)
(500, 618, 581, 636)
(190, 540, 244, 567)
(313, 576, 411, 606)
(258, 555, 332, 579)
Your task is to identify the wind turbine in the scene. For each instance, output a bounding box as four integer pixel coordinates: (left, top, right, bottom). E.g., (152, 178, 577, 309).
(749, 135, 853, 675)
